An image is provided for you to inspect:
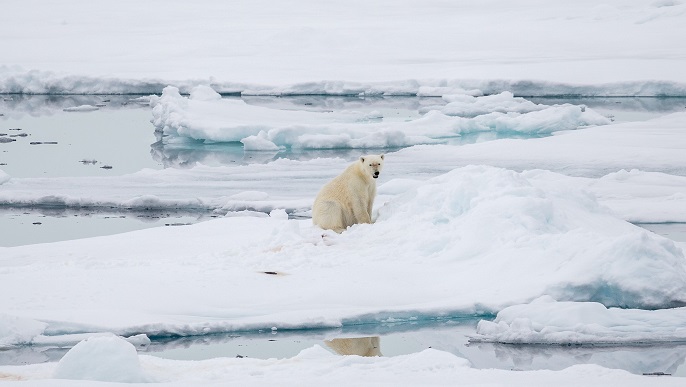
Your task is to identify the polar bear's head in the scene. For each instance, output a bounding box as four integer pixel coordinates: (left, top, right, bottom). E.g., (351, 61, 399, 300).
(359, 154, 384, 179)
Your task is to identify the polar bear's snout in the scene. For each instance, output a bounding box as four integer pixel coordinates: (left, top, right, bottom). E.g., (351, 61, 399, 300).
(364, 155, 384, 180)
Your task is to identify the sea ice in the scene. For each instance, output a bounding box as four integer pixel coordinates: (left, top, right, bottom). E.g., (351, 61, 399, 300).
(473, 296, 686, 345)
(0, 314, 47, 348)
(53, 335, 149, 383)
(0, 169, 9, 185)
(420, 91, 552, 117)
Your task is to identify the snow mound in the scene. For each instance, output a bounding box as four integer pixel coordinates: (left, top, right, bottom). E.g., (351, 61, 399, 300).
(472, 296, 686, 344)
(294, 344, 337, 360)
(3, 68, 686, 97)
(242, 130, 282, 151)
(593, 169, 686, 223)
(150, 86, 610, 150)
(418, 91, 610, 133)
(372, 165, 686, 309)
(422, 91, 547, 117)
(53, 335, 149, 383)
(0, 314, 47, 348)
(0, 169, 10, 185)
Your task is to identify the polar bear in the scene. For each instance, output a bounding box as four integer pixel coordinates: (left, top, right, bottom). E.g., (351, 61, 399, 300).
(312, 154, 384, 233)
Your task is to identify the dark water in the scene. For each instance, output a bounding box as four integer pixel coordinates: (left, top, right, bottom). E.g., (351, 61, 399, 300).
(637, 223, 686, 242)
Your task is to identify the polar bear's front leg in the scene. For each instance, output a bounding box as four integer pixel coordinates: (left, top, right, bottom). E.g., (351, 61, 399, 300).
(366, 196, 374, 221)
(352, 196, 372, 224)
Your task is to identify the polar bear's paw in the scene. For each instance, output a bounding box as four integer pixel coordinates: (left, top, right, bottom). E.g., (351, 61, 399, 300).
(319, 230, 340, 246)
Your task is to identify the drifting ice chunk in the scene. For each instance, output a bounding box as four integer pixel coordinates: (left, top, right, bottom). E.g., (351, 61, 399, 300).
(0, 169, 10, 185)
(0, 314, 47, 347)
(472, 296, 686, 344)
(53, 335, 149, 382)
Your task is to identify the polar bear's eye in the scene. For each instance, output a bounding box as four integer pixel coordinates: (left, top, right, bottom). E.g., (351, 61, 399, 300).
(369, 164, 372, 166)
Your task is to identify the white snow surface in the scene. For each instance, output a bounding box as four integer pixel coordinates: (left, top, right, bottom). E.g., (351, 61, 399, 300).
(422, 91, 562, 117)
(0, 315, 47, 348)
(2, 0, 686, 95)
(473, 296, 686, 345)
(150, 87, 610, 149)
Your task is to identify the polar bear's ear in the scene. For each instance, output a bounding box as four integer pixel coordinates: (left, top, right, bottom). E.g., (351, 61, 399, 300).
(360, 156, 365, 163)
(380, 154, 384, 160)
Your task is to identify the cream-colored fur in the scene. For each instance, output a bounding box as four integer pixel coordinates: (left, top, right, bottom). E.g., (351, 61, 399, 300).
(312, 154, 384, 233)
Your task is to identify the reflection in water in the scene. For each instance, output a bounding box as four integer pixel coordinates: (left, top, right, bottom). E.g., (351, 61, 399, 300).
(150, 132, 404, 168)
(3, 318, 686, 376)
(0, 94, 150, 119)
(0, 346, 68, 366)
(324, 337, 382, 357)
(150, 131, 542, 169)
(0, 206, 212, 223)
(0, 207, 214, 247)
(470, 342, 686, 376)
(637, 223, 686, 243)
(527, 96, 686, 116)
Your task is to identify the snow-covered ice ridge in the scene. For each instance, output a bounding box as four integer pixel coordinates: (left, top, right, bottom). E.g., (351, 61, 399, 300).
(151, 86, 610, 150)
(3, 69, 686, 97)
(3, 0, 686, 90)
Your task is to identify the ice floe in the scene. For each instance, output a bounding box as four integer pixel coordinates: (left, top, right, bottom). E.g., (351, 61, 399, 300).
(150, 86, 609, 150)
(52, 335, 149, 383)
(473, 296, 686, 345)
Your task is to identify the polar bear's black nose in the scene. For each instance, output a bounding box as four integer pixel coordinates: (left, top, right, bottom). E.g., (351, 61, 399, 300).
(373, 171, 379, 178)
